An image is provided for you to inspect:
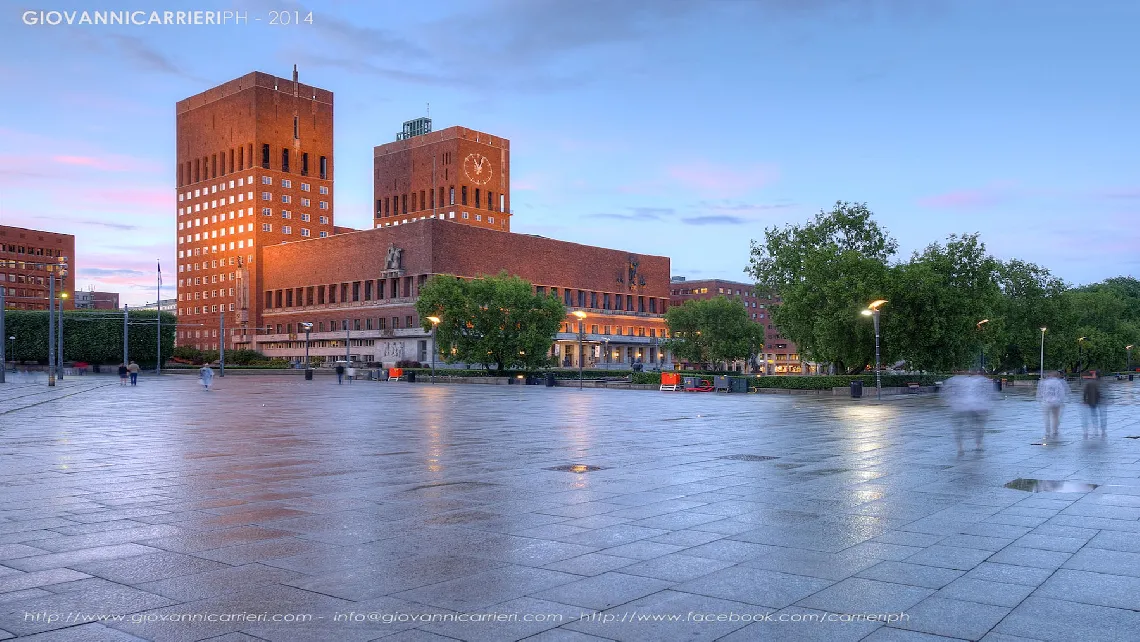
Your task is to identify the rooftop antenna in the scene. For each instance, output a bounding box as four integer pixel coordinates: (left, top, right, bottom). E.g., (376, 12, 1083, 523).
(426, 102, 430, 118)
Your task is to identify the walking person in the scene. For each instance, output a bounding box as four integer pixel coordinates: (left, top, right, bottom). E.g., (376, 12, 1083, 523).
(346, 364, 356, 384)
(1037, 371, 1068, 441)
(944, 370, 994, 456)
(199, 364, 214, 391)
(128, 360, 140, 386)
(1081, 376, 1107, 438)
(335, 362, 345, 384)
(118, 363, 129, 386)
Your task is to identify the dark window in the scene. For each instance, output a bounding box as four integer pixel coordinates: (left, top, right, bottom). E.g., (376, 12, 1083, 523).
(352, 282, 360, 302)
(377, 317, 387, 330)
(353, 319, 361, 331)
(649, 298, 657, 313)
(282, 148, 290, 173)
(238, 146, 244, 170)
(301, 152, 309, 176)
(474, 188, 480, 208)
(274, 290, 282, 308)
(411, 192, 417, 211)
(564, 289, 572, 305)
(261, 144, 270, 169)
(536, 286, 545, 296)
(626, 295, 633, 311)
(376, 200, 382, 218)
(577, 290, 585, 307)
(264, 290, 272, 307)
(285, 289, 293, 307)
(603, 293, 611, 310)
(392, 316, 400, 329)
(488, 191, 494, 210)
(402, 194, 407, 214)
(341, 283, 348, 302)
(420, 190, 426, 211)
(319, 156, 327, 179)
(328, 283, 336, 303)
(276, 324, 283, 334)
(364, 281, 372, 300)
(317, 285, 325, 304)
(306, 287, 314, 305)
(638, 296, 645, 313)
(461, 186, 468, 205)
(406, 315, 414, 328)
(293, 116, 299, 139)
(376, 279, 385, 299)
(590, 292, 598, 308)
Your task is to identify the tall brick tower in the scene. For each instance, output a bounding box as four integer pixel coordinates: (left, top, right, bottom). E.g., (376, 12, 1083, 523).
(175, 68, 334, 351)
(373, 121, 510, 232)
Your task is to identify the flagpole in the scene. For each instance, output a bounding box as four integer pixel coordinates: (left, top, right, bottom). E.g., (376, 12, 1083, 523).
(155, 259, 161, 375)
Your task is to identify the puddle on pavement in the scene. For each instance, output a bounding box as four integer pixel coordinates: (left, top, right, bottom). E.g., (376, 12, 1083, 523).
(407, 481, 497, 492)
(547, 464, 606, 473)
(716, 455, 779, 462)
(1004, 478, 1099, 493)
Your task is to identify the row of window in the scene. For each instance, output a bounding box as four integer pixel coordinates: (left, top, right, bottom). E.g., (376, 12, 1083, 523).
(265, 275, 424, 309)
(672, 285, 777, 300)
(261, 176, 329, 194)
(0, 244, 64, 257)
(180, 192, 253, 214)
(260, 192, 328, 208)
(376, 186, 502, 217)
(177, 144, 327, 186)
(560, 323, 667, 338)
(2, 273, 48, 285)
(178, 238, 255, 258)
(378, 211, 502, 228)
(267, 316, 417, 335)
(538, 286, 667, 315)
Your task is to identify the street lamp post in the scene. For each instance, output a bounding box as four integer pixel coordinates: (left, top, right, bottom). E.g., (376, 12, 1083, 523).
(219, 311, 225, 377)
(573, 310, 587, 389)
(861, 300, 887, 400)
(427, 316, 441, 384)
(976, 319, 990, 373)
(1078, 336, 1087, 379)
(47, 268, 55, 387)
(1039, 327, 1047, 380)
(300, 322, 313, 379)
(0, 284, 5, 384)
(122, 305, 129, 366)
(1127, 344, 1134, 373)
(57, 291, 67, 381)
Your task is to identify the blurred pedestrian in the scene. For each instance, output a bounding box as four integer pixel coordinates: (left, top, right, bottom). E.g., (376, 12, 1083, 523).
(1081, 377, 1107, 438)
(335, 362, 345, 384)
(118, 363, 128, 386)
(199, 364, 214, 391)
(1037, 371, 1068, 440)
(128, 360, 140, 386)
(944, 370, 995, 455)
(346, 364, 356, 383)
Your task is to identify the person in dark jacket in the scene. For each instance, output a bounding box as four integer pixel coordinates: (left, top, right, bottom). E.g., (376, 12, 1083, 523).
(1082, 377, 1106, 438)
(118, 363, 129, 386)
(335, 363, 345, 384)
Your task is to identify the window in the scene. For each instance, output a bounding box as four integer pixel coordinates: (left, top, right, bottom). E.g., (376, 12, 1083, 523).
(281, 179, 292, 188)
(261, 144, 270, 169)
(476, 214, 482, 222)
(449, 187, 455, 205)
(262, 223, 272, 232)
(261, 192, 271, 200)
(319, 186, 328, 195)
(293, 116, 299, 139)
(262, 208, 272, 216)
(300, 213, 310, 222)
(474, 188, 480, 208)
(489, 217, 495, 224)
(301, 198, 310, 207)
(300, 182, 310, 192)
(319, 231, 328, 238)
(282, 225, 292, 235)
(406, 315, 414, 328)
(319, 156, 327, 179)
(261, 176, 272, 185)
(281, 195, 291, 204)
(282, 148, 289, 173)
(319, 216, 329, 224)
(461, 186, 468, 205)
(281, 210, 291, 219)
(319, 201, 328, 210)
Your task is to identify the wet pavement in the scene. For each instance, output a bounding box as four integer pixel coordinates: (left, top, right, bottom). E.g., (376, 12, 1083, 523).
(1, 374, 1139, 641)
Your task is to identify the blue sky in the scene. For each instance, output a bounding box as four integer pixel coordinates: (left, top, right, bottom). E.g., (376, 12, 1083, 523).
(1, 0, 1137, 306)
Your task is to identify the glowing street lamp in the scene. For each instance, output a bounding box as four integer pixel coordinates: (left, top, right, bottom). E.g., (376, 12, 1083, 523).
(861, 299, 887, 400)
(1078, 336, 1087, 379)
(427, 316, 441, 383)
(976, 319, 990, 372)
(1040, 327, 1047, 380)
(1127, 344, 1134, 374)
(572, 310, 587, 389)
(299, 322, 313, 380)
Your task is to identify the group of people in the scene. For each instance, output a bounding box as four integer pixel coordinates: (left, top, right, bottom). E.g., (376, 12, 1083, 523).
(116, 361, 140, 386)
(944, 370, 1109, 455)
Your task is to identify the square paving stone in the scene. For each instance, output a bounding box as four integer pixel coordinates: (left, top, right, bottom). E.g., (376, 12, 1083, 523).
(675, 566, 833, 609)
(856, 561, 964, 589)
(797, 577, 933, 614)
(1084, 530, 1140, 553)
(530, 572, 672, 611)
(69, 551, 232, 585)
(1061, 548, 1140, 577)
(392, 566, 581, 612)
(1035, 568, 1140, 610)
(889, 596, 1010, 639)
(1012, 534, 1089, 553)
(743, 547, 884, 581)
(136, 562, 303, 601)
(964, 562, 1056, 587)
(618, 553, 735, 583)
(904, 545, 994, 571)
(934, 577, 1035, 608)
(0, 568, 91, 593)
(986, 546, 1072, 570)
(994, 596, 1140, 641)
(4, 544, 162, 572)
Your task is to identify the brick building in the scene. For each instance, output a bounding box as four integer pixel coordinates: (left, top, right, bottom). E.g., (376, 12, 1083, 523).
(257, 219, 672, 369)
(74, 289, 119, 310)
(175, 67, 334, 351)
(374, 119, 511, 232)
(670, 277, 815, 374)
(0, 225, 75, 311)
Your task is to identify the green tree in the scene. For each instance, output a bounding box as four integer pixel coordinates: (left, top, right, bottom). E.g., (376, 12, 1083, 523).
(416, 272, 565, 373)
(885, 233, 1002, 372)
(747, 201, 896, 373)
(664, 296, 764, 369)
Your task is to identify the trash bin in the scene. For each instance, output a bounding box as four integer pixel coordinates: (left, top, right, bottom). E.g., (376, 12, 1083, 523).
(1130, 374, 1134, 382)
(729, 377, 749, 393)
(407, 371, 416, 383)
(683, 376, 698, 390)
(850, 380, 863, 398)
(545, 372, 556, 387)
(304, 368, 313, 381)
(994, 378, 1003, 391)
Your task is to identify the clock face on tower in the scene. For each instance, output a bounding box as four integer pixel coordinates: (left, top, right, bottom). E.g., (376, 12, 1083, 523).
(463, 153, 493, 185)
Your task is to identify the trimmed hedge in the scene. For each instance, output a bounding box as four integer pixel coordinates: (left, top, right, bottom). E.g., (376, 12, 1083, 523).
(3, 310, 175, 368)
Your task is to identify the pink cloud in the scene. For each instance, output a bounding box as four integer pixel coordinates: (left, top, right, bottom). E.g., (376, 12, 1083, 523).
(917, 182, 1018, 209)
(52, 154, 153, 172)
(666, 161, 779, 196)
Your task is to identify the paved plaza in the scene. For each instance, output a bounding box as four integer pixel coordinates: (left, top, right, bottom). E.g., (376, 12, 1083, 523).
(1, 374, 1139, 641)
